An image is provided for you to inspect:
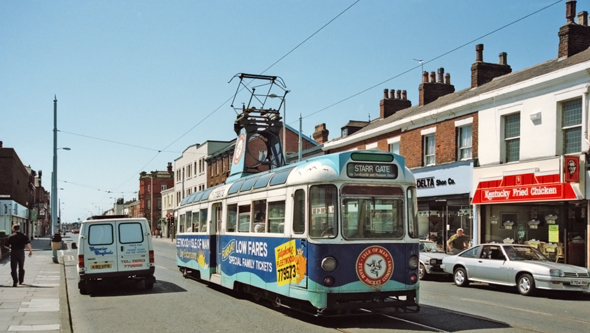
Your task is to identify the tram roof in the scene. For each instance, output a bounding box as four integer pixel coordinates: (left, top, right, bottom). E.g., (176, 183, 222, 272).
(179, 150, 408, 207)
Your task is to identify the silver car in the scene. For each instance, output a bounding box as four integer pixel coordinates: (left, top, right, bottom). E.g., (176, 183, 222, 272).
(442, 244, 590, 295)
(419, 240, 450, 280)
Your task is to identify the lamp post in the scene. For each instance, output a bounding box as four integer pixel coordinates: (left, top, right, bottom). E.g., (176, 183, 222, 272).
(51, 96, 71, 236)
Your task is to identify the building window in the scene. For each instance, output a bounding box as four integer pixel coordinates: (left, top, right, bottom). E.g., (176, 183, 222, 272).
(504, 113, 520, 162)
(423, 135, 435, 166)
(187, 164, 191, 178)
(457, 125, 472, 160)
(342, 128, 348, 137)
(161, 184, 167, 191)
(562, 98, 582, 154)
(389, 142, 399, 155)
(194, 162, 197, 174)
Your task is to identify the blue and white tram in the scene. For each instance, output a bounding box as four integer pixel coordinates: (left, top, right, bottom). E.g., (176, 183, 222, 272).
(176, 150, 420, 314)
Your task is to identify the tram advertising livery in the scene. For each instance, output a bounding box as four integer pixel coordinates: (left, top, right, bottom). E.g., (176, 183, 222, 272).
(176, 73, 419, 315)
(176, 150, 420, 315)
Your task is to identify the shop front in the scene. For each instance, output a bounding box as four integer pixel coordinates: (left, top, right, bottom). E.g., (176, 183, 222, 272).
(414, 161, 474, 253)
(473, 156, 588, 268)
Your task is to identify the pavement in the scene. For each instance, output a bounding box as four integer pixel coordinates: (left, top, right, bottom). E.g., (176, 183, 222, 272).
(0, 234, 173, 333)
(0, 236, 71, 333)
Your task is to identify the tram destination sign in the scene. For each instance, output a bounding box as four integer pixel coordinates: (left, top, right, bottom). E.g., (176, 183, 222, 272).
(347, 163, 397, 179)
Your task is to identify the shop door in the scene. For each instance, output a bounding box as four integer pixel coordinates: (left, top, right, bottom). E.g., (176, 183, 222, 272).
(564, 204, 587, 267)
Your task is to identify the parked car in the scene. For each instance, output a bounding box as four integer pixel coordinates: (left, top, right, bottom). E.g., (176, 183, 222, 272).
(72, 229, 80, 234)
(419, 240, 449, 279)
(442, 244, 590, 295)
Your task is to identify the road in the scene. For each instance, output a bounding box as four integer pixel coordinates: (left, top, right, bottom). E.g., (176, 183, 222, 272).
(61, 237, 590, 333)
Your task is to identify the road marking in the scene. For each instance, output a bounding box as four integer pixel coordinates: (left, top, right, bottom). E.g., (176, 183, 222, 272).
(8, 324, 60, 331)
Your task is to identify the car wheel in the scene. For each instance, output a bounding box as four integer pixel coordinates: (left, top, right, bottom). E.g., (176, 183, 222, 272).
(145, 276, 155, 290)
(517, 273, 536, 296)
(419, 263, 426, 280)
(454, 267, 470, 287)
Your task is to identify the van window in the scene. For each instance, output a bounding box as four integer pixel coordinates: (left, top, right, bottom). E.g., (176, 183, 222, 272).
(88, 224, 114, 245)
(119, 222, 144, 244)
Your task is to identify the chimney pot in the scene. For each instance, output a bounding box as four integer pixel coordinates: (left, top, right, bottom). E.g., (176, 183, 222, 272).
(422, 71, 428, 83)
(476, 44, 484, 62)
(444, 73, 451, 85)
(389, 89, 395, 99)
(499, 52, 508, 65)
(402, 90, 407, 100)
(396, 90, 401, 99)
(437, 68, 444, 83)
(578, 11, 588, 26)
(383, 89, 388, 99)
(566, 0, 576, 23)
(429, 71, 436, 83)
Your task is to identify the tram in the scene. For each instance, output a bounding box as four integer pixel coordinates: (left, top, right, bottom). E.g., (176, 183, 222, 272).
(175, 149, 420, 314)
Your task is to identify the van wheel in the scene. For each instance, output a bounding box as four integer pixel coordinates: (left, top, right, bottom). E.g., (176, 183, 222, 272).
(145, 277, 155, 290)
(79, 282, 90, 295)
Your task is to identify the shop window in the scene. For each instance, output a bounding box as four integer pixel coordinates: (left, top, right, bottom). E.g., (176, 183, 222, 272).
(503, 113, 520, 163)
(561, 98, 582, 154)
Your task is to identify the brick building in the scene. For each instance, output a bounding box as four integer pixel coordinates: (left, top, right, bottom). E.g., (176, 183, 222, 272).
(0, 141, 36, 237)
(138, 163, 174, 231)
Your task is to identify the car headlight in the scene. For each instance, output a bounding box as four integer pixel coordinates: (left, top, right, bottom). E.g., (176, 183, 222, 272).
(321, 256, 338, 272)
(550, 269, 563, 277)
(409, 255, 419, 269)
(430, 258, 437, 265)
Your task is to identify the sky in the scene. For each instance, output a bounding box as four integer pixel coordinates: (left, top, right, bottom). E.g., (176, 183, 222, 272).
(0, 0, 580, 223)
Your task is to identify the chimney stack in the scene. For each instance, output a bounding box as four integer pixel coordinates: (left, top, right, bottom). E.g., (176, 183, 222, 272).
(313, 123, 329, 144)
(559, 1, 590, 58)
(380, 87, 412, 118)
(418, 68, 455, 106)
(167, 162, 173, 173)
(471, 44, 512, 88)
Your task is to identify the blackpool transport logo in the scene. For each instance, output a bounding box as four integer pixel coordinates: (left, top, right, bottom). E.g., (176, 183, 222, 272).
(356, 245, 394, 288)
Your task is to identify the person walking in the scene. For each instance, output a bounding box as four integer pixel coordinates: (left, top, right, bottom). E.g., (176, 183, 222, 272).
(447, 228, 469, 255)
(3, 224, 33, 287)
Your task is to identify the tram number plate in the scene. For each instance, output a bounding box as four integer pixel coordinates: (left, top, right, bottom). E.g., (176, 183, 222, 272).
(570, 280, 588, 286)
(91, 264, 112, 270)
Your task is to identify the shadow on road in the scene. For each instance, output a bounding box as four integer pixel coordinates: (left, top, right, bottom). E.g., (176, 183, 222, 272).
(85, 279, 187, 297)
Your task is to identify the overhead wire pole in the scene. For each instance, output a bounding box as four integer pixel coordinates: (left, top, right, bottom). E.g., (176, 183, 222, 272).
(51, 96, 58, 237)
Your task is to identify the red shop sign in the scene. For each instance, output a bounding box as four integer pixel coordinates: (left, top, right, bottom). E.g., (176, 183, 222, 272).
(564, 156, 580, 183)
(473, 173, 578, 204)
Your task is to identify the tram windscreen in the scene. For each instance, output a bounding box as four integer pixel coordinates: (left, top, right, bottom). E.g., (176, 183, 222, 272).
(342, 198, 404, 239)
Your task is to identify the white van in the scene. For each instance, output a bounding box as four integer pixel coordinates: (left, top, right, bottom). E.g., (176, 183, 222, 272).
(77, 215, 155, 294)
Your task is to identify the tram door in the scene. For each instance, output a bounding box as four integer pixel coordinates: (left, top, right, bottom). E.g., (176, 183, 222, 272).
(212, 202, 223, 274)
(291, 188, 308, 289)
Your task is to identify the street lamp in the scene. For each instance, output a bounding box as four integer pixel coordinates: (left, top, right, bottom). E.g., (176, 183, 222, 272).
(51, 96, 72, 236)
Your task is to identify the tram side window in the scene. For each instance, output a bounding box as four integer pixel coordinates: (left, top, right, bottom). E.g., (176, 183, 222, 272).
(199, 208, 208, 233)
(186, 211, 194, 232)
(192, 211, 199, 232)
(268, 201, 285, 233)
(179, 214, 186, 233)
(252, 200, 267, 233)
(293, 190, 305, 234)
(238, 205, 251, 232)
(227, 204, 237, 232)
(309, 185, 338, 238)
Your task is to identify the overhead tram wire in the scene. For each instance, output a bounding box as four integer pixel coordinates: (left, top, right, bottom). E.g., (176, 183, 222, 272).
(297, 0, 562, 122)
(58, 1, 361, 198)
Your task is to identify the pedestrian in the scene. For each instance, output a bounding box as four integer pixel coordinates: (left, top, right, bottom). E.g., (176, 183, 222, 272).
(156, 226, 162, 238)
(3, 224, 33, 287)
(447, 228, 469, 255)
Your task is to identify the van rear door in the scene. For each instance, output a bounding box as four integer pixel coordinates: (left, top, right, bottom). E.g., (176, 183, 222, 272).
(84, 222, 119, 274)
(117, 220, 150, 272)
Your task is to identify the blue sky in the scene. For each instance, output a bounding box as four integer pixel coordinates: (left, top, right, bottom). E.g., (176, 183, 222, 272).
(0, 0, 576, 222)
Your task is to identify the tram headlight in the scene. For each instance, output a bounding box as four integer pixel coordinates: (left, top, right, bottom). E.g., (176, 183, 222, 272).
(408, 255, 419, 270)
(321, 256, 338, 272)
(323, 276, 335, 286)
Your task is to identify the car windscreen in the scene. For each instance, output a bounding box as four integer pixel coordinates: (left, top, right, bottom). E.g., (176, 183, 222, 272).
(504, 245, 548, 261)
